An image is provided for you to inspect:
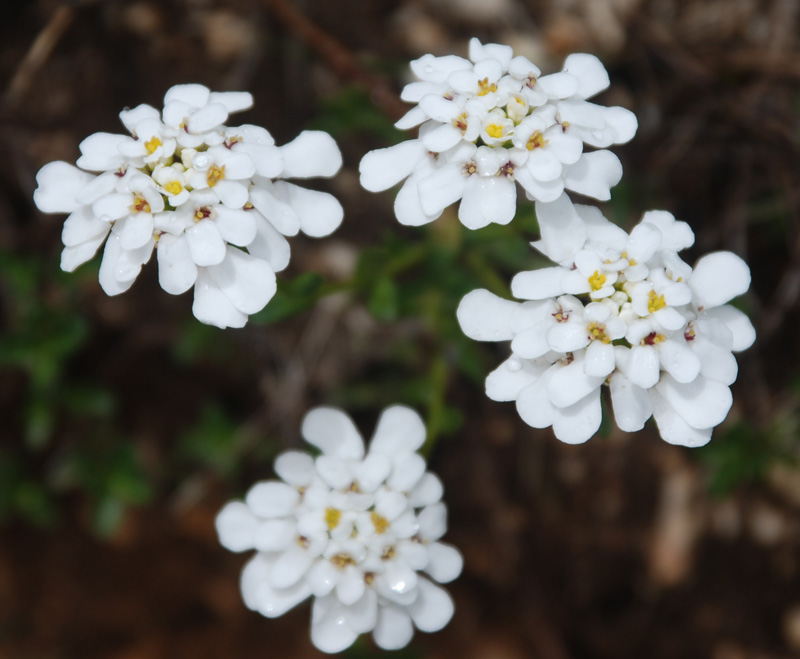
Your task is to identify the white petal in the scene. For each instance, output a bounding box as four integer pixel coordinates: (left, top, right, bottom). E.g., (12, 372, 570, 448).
(311, 597, 359, 653)
(650, 390, 712, 447)
(417, 166, 467, 216)
(351, 453, 391, 493)
(237, 143, 283, 178)
(241, 556, 311, 617)
(547, 358, 604, 408)
(609, 372, 652, 432)
(156, 233, 197, 295)
(690, 251, 751, 309)
(535, 72, 580, 98)
(604, 106, 638, 144)
(458, 175, 516, 229)
(584, 340, 615, 377)
(394, 174, 441, 226)
(408, 472, 444, 507)
(487, 357, 540, 402)
(627, 345, 660, 389)
(417, 502, 447, 542)
(370, 406, 426, 455)
(306, 559, 340, 597)
(214, 180, 250, 209)
(373, 604, 414, 650)
(382, 562, 418, 598)
(209, 90, 253, 113)
(655, 374, 732, 430)
(76, 132, 128, 171)
(526, 148, 562, 182)
(315, 455, 353, 490)
(247, 212, 292, 272)
(34, 162, 95, 212)
(119, 212, 153, 250)
(705, 305, 755, 352)
(336, 566, 365, 605)
(552, 390, 602, 444)
(214, 206, 257, 246)
(253, 519, 296, 552)
(456, 289, 516, 341)
(186, 103, 228, 133)
(425, 542, 463, 583)
(269, 545, 314, 589)
(62, 205, 108, 247)
(563, 151, 622, 201)
(359, 140, 427, 192)
(271, 181, 343, 238)
(164, 83, 210, 107)
(408, 577, 454, 632)
(249, 185, 300, 236)
(562, 53, 609, 99)
(387, 453, 426, 492)
(274, 451, 316, 487)
(534, 194, 588, 263)
(192, 269, 247, 328)
(659, 339, 701, 383)
(344, 588, 378, 634)
(511, 267, 567, 300)
(245, 481, 300, 518)
(302, 407, 365, 460)
(98, 235, 136, 295)
(186, 220, 227, 266)
(279, 130, 342, 178)
(60, 234, 108, 272)
(206, 246, 277, 314)
(215, 501, 257, 552)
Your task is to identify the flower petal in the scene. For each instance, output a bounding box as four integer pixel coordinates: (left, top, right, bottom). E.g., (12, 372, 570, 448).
(408, 577, 454, 632)
(156, 233, 197, 295)
(425, 542, 463, 583)
(373, 604, 414, 650)
(690, 251, 751, 309)
(245, 481, 300, 518)
(360, 140, 427, 192)
(370, 406, 426, 455)
(206, 246, 277, 314)
(302, 407, 365, 460)
(279, 130, 342, 178)
(215, 501, 258, 552)
(457, 289, 517, 341)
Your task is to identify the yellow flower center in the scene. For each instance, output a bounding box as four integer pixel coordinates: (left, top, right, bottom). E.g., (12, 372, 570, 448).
(648, 289, 666, 314)
(130, 194, 151, 214)
(194, 206, 212, 222)
(164, 181, 183, 196)
(144, 136, 162, 154)
(526, 131, 547, 150)
(207, 164, 226, 187)
(452, 112, 468, 133)
(477, 77, 497, 96)
(589, 270, 607, 291)
(371, 512, 390, 534)
(485, 123, 504, 139)
(330, 553, 355, 570)
(587, 322, 610, 344)
(381, 546, 396, 561)
(325, 507, 341, 530)
(642, 332, 666, 346)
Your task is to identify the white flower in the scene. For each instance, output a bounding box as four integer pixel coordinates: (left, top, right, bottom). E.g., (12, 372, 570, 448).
(360, 38, 636, 232)
(33, 84, 344, 329)
(216, 405, 462, 654)
(457, 208, 755, 446)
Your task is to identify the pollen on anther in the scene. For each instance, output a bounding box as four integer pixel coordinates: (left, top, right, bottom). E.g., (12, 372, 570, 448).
(144, 136, 162, 154)
(131, 194, 151, 214)
(589, 270, 607, 291)
(647, 289, 667, 314)
(207, 164, 226, 187)
(477, 77, 497, 96)
(325, 507, 342, 531)
(486, 124, 504, 139)
(164, 181, 183, 196)
(371, 512, 390, 534)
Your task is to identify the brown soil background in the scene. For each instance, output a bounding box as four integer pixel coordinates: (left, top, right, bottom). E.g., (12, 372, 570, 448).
(2, 1, 800, 658)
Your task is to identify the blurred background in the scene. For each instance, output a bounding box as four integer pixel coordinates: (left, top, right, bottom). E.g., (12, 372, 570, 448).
(1, 0, 800, 657)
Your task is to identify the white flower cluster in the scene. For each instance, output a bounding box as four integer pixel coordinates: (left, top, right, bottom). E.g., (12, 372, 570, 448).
(33, 84, 343, 328)
(359, 38, 636, 230)
(458, 207, 756, 446)
(216, 406, 462, 654)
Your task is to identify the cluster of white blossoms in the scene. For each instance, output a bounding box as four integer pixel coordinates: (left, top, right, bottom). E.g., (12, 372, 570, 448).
(33, 84, 343, 328)
(457, 207, 756, 446)
(359, 38, 636, 231)
(215, 406, 462, 654)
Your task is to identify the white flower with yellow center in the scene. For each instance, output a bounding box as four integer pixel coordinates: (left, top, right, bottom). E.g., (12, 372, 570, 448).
(456, 208, 755, 446)
(33, 83, 344, 329)
(216, 405, 462, 654)
(360, 38, 636, 233)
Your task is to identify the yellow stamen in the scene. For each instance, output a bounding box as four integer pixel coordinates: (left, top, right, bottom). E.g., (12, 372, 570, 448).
(144, 136, 162, 154)
(526, 131, 547, 150)
(130, 194, 151, 214)
(587, 321, 610, 344)
(477, 77, 497, 96)
(371, 512, 390, 534)
(486, 124, 504, 139)
(642, 332, 666, 346)
(330, 553, 355, 570)
(452, 112, 468, 133)
(381, 546, 396, 561)
(325, 507, 341, 531)
(207, 164, 225, 187)
(588, 270, 607, 292)
(164, 181, 183, 196)
(647, 289, 666, 314)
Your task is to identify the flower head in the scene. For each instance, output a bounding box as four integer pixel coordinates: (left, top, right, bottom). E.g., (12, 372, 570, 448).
(360, 39, 636, 232)
(33, 84, 344, 329)
(457, 209, 755, 446)
(216, 405, 462, 654)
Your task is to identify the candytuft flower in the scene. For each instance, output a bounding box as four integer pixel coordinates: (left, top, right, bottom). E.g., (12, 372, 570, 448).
(457, 209, 755, 446)
(33, 83, 344, 329)
(216, 405, 462, 654)
(359, 38, 636, 232)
